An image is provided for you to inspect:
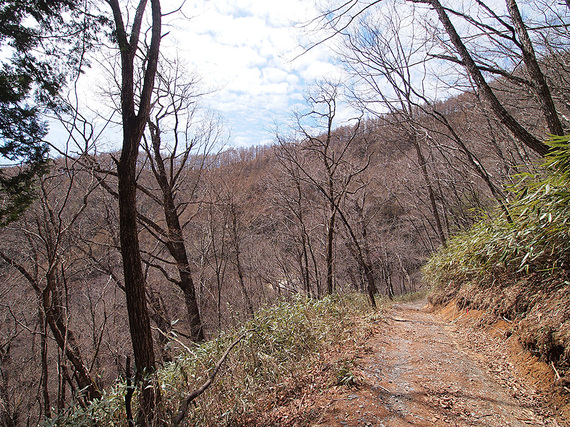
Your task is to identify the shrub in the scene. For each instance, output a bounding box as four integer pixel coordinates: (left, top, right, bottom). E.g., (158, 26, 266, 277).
(424, 135, 570, 296)
(46, 293, 375, 426)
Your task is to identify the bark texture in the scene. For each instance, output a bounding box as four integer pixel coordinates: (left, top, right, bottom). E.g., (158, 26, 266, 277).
(108, 0, 162, 422)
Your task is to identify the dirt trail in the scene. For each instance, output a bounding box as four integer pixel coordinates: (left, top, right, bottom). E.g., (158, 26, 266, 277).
(316, 300, 563, 427)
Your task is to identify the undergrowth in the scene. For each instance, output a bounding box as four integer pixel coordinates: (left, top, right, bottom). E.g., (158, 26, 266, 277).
(424, 135, 570, 371)
(45, 293, 376, 426)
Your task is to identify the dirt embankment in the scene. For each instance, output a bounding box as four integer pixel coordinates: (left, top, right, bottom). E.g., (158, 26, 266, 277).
(313, 300, 568, 426)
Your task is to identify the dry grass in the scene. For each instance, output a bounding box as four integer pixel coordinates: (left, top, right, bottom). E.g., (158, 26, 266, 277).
(45, 293, 383, 426)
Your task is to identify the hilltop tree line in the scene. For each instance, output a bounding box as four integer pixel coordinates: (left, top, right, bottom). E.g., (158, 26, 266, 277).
(0, 0, 568, 424)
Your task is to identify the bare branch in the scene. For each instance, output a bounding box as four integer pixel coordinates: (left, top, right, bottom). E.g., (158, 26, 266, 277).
(173, 331, 249, 426)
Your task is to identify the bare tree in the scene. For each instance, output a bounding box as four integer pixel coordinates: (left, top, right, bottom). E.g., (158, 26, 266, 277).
(417, 0, 551, 155)
(226, 194, 255, 318)
(138, 61, 222, 342)
(106, 0, 162, 422)
(273, 156, 321, 297)
(316, 0, 569, 156)
(278, 81, 377, 306)
(278, 82, 344, 295)
(0, 167, 102, 413)
(338, 2, 522, 230)
(195, 166, 260, 329)
(338, 9, 448, 245)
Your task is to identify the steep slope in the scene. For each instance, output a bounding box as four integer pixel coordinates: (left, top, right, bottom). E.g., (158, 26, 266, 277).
(423, 135, 570, 420)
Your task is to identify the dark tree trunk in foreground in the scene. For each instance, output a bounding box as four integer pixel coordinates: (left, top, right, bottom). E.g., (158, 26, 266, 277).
(107, 0, 162, 422)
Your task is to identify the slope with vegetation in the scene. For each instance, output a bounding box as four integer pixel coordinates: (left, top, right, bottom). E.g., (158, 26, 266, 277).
(1, 0, 570, 425)
(45, 294, 378, 426)
(425, 134, 570, 380)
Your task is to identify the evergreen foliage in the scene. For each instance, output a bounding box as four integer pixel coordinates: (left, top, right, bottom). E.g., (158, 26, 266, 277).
(0, 0, 106, 224)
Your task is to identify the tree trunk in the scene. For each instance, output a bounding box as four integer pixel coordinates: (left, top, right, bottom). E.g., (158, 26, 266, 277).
(301, 232, 311, 297)
(410, 132, 446, 247)
(42, 275, 101, 402)
(39, 311, 51, 420)
(506, 0, 564, 137)
(382, 246, 395, 300)
(363, 262, 378, 309)
(336, 204, 377, 308)
(109, 0, 162, 422)
(326, 209, 336, 295)
(359, 202, 378, 299)
(295, 180, 312, 297)
(147, 287, 173, 362)
(235, 244, 254, 317)
(230, 206, 254, 317)
(148, 122, 204, 341)
(424, 0, 550, 155)
(117, 136, 157, 420)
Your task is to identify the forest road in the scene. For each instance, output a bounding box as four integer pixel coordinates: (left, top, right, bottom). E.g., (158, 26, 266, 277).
(316, 300, 563, 427)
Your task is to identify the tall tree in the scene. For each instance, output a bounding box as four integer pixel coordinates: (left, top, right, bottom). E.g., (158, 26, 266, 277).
(316, 0, 569, 156)
(418, 0, 551, 155)
(278, 81, 377, 306)
(274, 155, 320, 297)
(279, 82, 345, 295)
(0, 1, 105, 224)
(141, 66, 220, 341)
(106, 0, 162, 422)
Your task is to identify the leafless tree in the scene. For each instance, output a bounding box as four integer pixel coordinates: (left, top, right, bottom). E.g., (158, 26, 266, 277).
(337, 8, 448, 245)
(226, 192, 255, 318)
(138, 60, 222, 342)
(273, 156, 321, 297)
(278, 82, 341, 295)
(106, 0, 162, 421)
(278, 81, 377, 307)
(0, 166, 102, 415)
(338, 2, 526, 229)
(315, 0, 570, 156)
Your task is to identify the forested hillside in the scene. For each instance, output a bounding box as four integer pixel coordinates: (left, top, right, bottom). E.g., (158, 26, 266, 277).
(0, 0, 569, 425)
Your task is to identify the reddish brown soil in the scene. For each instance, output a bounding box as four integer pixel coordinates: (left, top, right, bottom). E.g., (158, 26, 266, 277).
(313, 300, 566, 427)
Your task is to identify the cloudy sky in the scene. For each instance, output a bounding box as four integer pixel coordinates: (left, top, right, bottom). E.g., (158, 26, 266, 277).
(46, 0, 350, 155)
(161, 0, 346, 147)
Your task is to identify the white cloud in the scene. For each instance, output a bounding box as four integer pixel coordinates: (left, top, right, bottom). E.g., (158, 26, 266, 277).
(47, 0, 347, 152)
(160, 0, 350, 147)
